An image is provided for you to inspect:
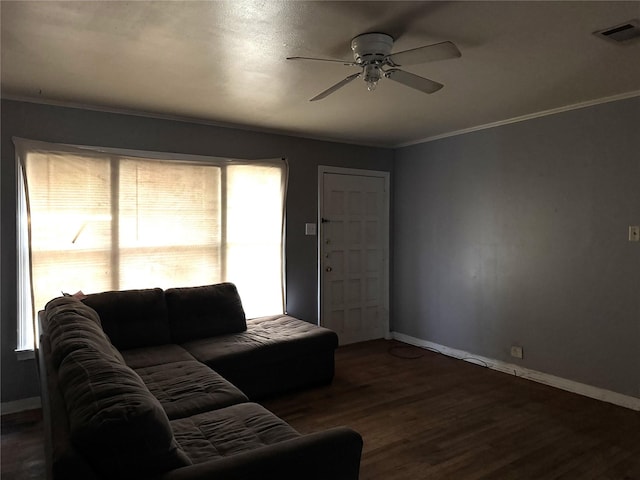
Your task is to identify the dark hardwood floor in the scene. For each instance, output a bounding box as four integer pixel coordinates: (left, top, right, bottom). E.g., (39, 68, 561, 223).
(263, 340, 640, 480)
(2, 339, 639, 479)
(1, 409, 45, 480)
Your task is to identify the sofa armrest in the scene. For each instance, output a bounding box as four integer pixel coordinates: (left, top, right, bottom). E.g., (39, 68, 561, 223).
(38, 335, 100, 480)
(156, 427, 363, 480)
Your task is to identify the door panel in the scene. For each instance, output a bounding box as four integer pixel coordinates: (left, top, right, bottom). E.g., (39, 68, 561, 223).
(320, 171, 388, 345)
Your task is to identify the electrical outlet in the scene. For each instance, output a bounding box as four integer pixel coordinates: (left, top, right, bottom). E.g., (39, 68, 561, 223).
(629, 226, 640, 242)
(510, 346, 523, 359)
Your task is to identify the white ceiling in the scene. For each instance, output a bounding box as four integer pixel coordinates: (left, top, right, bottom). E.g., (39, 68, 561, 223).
(2, 1, 639, 147)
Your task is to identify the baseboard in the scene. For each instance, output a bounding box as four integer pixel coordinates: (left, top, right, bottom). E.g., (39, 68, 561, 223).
(1, 396, 42, 416)
(391, 332, 640, 411)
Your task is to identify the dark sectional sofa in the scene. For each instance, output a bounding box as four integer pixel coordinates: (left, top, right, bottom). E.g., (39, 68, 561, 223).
(37, 282, 363, 480)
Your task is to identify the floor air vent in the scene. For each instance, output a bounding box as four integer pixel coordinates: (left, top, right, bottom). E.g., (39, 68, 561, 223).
(594, 19, 640, 44)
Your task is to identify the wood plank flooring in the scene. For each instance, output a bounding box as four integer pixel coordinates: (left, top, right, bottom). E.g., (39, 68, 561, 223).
(1, 409, 45, 480)
(262, 339, 640, 480)
(2, 339, 639, 479)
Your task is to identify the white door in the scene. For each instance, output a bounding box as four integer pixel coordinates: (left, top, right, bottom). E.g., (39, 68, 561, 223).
(319, 168, 389, 345)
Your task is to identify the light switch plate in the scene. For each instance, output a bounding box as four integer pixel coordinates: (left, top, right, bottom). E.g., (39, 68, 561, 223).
(305, 223, 317, 236)
(629, 226, 639, 242)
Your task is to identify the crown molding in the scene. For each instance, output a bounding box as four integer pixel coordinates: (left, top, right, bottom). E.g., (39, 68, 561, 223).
(395, 90, 640, 148)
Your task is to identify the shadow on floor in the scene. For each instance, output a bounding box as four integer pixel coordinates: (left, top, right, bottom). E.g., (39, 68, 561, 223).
(1, 409, 46, 480)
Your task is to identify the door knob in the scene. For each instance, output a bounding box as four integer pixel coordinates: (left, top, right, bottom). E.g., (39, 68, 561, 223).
(325, 266, 332, 272)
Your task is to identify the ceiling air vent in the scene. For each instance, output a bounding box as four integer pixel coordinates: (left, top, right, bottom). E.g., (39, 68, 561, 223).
(594, 19, 640, 44)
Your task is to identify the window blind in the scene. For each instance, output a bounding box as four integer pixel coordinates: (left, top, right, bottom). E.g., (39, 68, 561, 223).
(15, 138, 287, 351)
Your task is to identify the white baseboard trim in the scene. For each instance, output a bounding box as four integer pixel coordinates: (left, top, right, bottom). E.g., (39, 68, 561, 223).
(391, 332, 640, 411)
(1, 396, 42, 416)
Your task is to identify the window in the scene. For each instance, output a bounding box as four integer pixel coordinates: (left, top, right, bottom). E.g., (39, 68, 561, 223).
(15, 138, 287, 352)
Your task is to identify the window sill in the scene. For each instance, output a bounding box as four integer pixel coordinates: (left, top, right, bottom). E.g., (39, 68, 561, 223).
(15, 349, 35, 361)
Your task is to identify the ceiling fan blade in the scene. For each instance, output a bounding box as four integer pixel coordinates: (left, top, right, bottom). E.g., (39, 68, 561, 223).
(385, 69, 443, 94)
(386, 41, 461, 67)
(287, 56, 356, 67)
(310, 73, 361, 102)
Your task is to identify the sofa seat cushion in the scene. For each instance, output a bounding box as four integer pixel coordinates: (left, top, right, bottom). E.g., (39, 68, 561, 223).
(181, 315, 338, 398)
(170, 403, 300, 465)
(121, 344, 195, 369)
(58, 348, 190, 479)
(82, 287, 171, 350)
(166, 283, 247, 343)
(134, 361, 249, 419)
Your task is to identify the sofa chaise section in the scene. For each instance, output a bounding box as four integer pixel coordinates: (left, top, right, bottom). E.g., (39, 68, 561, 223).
(181, 314, 337, 399)
(165, 284, 339, 399)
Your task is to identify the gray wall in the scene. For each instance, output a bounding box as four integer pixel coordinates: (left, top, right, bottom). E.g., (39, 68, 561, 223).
(393, 97, 640, 398)
(0, 99, 393, 403)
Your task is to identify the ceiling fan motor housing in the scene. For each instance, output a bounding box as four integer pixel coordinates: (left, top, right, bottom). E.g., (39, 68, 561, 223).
(351, 33, 394, 65)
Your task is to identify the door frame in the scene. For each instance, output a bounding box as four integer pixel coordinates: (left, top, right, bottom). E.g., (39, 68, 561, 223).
(317, 166, 391, 339)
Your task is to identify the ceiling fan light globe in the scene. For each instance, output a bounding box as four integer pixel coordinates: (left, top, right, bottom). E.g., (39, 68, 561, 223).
(363, 64, 381, 92)
(363, 64, 381, 83)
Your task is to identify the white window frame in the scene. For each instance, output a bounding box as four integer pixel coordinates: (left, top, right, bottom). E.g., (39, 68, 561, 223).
(17, 162, 36, 357)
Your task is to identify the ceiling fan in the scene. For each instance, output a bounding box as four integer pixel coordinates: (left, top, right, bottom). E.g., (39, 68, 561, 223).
(287, 32, 461, 101)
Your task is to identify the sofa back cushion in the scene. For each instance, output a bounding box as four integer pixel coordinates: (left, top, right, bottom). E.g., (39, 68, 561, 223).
(165, 283, 247, 343)
(58, 348, 190, 479)
(44, 296, 124, 368)
(82, 287, 171, 350)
